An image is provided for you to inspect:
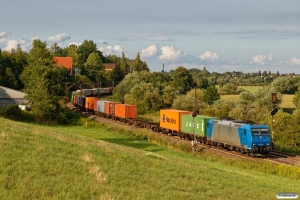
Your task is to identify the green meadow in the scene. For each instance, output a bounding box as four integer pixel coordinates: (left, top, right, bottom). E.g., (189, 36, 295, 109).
(0, 117, 299, 200)
(238, 86, 263, 92)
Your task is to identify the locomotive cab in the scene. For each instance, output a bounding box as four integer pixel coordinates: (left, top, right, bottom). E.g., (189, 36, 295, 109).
(240, 124, 272, 154)
(250, 127, 272, 153)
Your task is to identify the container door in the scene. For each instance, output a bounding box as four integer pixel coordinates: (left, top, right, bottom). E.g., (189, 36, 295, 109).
(109, 103, 114, 115)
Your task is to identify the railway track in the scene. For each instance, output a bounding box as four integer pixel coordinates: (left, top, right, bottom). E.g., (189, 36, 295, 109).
(149, 133, 300, 166)
(68, 102, 300, 167)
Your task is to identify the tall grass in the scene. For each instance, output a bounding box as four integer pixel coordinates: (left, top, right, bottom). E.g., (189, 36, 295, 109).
(64, 117, 300, 180)
(1, 117, 300, 199)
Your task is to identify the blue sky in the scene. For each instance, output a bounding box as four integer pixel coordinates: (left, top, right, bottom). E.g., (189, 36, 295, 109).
(1, 0, 299, 74)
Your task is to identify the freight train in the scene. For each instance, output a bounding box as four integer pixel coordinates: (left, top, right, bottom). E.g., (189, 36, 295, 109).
(71, 96, 272, 156)
(72, 87, 113, 98)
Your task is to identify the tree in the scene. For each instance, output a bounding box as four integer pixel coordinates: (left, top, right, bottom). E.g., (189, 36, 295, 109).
(228, 87, 282, 123)
(77, 40, 97, 62)
(50, 43, 65, 56)
(293, 86, 300, 108)
(218, 83, 241, 95)
(20, 39, 62, 121)
(197, 78, 209, 89)
(131, 52, 149, 72)
(162, 85, 180, 107)
(172, 95, 206, 112)
(203, 86, 220, 105)
(200, 66, 210, 77)
(271, 77, 297, 94)
(82, 52, 103, 82)
(83, 40, 103, 62)
(271, 110, 300, 149)
(120, 52, 130, 75)
(66, 44, 83, 69)
(124, 83, 163, 113)
(172, 66, 194, 94)
(0, 46, 28, 89)
(202, 99, 235, 118)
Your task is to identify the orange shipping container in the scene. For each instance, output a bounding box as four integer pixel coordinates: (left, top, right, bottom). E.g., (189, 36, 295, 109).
(115, 104, 137, 119)
(85, 97, 99, 110)
(160, 109, 191, 132)
(105, 102, 119, 115)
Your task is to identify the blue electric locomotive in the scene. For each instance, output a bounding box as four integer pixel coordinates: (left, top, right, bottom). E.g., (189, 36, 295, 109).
(206, 119, 272, 155)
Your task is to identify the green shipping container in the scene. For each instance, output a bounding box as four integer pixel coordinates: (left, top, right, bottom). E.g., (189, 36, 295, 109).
(181, 115, 215, 137)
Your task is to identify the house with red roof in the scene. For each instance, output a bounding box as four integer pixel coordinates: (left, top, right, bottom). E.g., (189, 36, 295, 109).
(53, 57, 73, 73)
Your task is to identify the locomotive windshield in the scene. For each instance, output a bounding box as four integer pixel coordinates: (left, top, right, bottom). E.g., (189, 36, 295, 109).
(251, 128, 269, 135)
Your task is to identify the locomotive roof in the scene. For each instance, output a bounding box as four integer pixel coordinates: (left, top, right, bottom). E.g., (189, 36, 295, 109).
(212, 119, 266, 127)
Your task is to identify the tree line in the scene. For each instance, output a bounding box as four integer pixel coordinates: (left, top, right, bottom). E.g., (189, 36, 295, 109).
(0, 39, 300, 153)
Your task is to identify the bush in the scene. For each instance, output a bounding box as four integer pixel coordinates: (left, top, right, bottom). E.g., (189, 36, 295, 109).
(21, 111, 35, 122)
(5, 104, 22, 121)
(63, 110, 81, 125)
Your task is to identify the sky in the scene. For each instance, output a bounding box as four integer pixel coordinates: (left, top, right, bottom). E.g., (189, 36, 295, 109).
(0, 0, 300, 74)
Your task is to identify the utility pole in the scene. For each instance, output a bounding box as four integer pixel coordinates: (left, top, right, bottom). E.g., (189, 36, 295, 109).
(270, 93, 278, 143)
(121, 84, 124, 104)
(80, 84, 83, 115)
(192, 87, 199, 151)
(136, 87, 138, 106)
(65, 82, 76, 100)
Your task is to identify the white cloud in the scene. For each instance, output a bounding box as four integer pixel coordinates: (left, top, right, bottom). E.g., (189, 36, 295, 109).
(290, 57, 300, 65)
(250, 54, 273, 65)
(267, 55, 273, 61)
(1, 38, 33, 51)
(159, 46, 181, 61)
(141, 45, 157, 58)
(68, 42, 82, 46)
(99, 40, 108, 44)
(100, 45, 124, 56)
(47, 33, 71, 42)
(30, 36, 39, 40)
(0, 31, 10, 38)
(199, 51, 219, 61)
(0, 38, 7, 45)
(5, 39, 19, 51)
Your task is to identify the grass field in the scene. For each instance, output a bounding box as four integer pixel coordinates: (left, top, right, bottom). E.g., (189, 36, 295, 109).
(238, 86, 263, 92)
(0, 117, 300, 199)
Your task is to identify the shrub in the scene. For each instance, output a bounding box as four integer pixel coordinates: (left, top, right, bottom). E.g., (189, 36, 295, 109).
(5, 104, 22, 121)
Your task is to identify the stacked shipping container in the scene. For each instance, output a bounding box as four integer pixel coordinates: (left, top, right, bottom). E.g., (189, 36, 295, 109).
(181, 115, 215, 137)
(159, 110, 191, 132)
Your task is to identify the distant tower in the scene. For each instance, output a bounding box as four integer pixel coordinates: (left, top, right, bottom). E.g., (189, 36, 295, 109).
(163, 63, 164, 72)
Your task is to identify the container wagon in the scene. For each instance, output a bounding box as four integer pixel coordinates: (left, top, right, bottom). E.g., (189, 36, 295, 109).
(160, 109, 191, 136)
(181, 115, 215, 143)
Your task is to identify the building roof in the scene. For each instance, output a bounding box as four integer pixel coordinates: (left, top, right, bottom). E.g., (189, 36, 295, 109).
(0, 86, 28, 107)
(0, 86, 26, 99)
(103, 63, 116, 71)
(53, 57, 73, 70)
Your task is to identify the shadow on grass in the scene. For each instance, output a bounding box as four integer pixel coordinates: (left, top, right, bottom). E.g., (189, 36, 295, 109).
(101, 138, 165, 152)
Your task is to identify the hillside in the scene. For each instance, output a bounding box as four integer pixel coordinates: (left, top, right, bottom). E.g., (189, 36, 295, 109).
(0, 117, 299, 199)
